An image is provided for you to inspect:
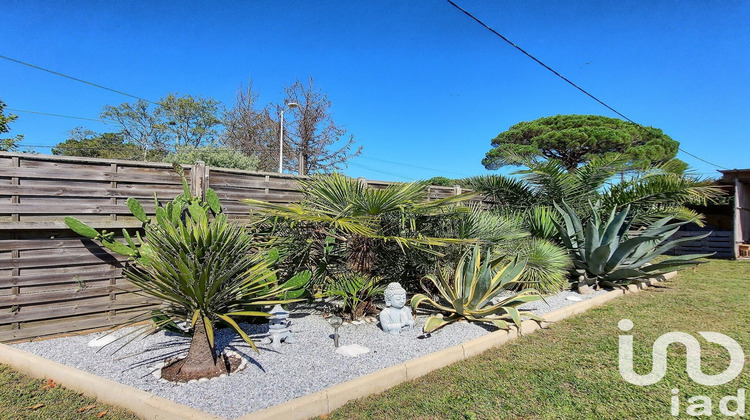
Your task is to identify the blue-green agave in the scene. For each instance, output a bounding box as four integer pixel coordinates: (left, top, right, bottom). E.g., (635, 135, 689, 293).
(411, 245, 543, 333)
(553, 201, 711, 290)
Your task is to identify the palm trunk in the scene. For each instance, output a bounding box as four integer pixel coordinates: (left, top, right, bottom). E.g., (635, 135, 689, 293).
(175, 317, 227, 378)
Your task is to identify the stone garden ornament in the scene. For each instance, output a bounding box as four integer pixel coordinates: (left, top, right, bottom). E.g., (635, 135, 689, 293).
(379, 282, 414, 334)
(267, 304, 296, 348)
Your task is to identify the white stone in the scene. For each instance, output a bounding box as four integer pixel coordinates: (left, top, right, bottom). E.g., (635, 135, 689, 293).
(335, 344, 370, 357)
(87, 334, 118, 347)
(565, 296, 583, 302)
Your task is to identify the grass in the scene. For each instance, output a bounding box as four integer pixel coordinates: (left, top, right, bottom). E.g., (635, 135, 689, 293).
(0, 364, 140, 420)
(325, 260, 750, 420)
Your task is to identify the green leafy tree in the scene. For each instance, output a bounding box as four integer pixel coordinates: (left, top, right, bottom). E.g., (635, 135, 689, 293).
(158, 93, 222, 149)
(52, 128, 164, 160)
(163, 146, 259, 171)
(101, 99, 169, 159)
(426, 176, 459, 187)
(483, 114, 683, 171)
(0, 99, 23, 152)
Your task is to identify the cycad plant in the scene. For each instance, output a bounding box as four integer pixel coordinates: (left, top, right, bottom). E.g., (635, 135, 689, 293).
(65, 165, 308, 380)
(411, 245, 543, 333)
(324, 273, 387, 321)
(554, 200, 711, 291)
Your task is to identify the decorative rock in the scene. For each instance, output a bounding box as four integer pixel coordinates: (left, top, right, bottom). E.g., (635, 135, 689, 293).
(379, 282, 414, 334)
(87, 334, 118, 347)
(150, 349, 249, 384)
(565, 296, 583, 302)
(335, 344, 370, 357)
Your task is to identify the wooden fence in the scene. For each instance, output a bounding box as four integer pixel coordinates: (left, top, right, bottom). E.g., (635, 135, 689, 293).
(669, 230, 734, 259)
(4, 152, 727, 343)
(0, 152, 466, 342)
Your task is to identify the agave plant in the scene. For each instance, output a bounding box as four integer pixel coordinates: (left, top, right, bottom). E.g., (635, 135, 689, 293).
(411, 245, 543, 333)
(553, 200, 711, 291)
(65, 165, 309, 380)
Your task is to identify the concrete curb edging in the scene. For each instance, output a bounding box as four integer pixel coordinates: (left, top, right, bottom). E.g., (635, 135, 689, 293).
(237, 271, 677, 420)
(0, 272, 676, 420)
(0, 342, 224, 420)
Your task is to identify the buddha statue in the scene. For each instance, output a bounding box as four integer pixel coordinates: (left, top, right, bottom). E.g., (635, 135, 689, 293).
(379, 282, 414, 334)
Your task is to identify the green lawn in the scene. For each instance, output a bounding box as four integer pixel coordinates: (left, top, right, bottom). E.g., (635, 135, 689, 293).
(1, 261, 747, 420)
(325, 260, 750, 420)
(0, 364, 140, 420)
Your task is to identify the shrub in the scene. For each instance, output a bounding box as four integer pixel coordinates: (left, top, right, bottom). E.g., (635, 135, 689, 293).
(325, 273, 386, 321)
(163, 145, 259, 171)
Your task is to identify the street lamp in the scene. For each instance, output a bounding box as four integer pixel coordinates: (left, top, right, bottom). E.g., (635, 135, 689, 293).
(278, 102, 298, 173)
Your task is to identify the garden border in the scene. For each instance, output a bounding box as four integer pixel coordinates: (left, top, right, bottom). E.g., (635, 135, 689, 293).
(0, 271, 676, 420)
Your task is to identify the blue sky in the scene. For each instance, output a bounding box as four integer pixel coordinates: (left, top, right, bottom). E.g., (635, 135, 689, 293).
(2, 1, 748, 181)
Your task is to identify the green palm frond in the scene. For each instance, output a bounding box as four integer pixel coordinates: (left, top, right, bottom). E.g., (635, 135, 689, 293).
(463, 174, 537, 207)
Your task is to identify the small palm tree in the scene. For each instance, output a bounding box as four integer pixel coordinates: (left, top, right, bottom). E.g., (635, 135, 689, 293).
(244, 173, 475, 284)
(66, 166, 308, 380)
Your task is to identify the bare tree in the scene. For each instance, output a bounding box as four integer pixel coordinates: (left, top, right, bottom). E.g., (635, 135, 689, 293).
(283, 77, 362, 174)
(222, 82, 283, 172)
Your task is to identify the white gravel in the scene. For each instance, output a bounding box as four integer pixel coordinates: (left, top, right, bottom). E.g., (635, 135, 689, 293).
(12, 288, 607, 418)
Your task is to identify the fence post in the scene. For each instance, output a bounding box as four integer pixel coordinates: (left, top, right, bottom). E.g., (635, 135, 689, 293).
(453, 184, 462, 195)
(191, 161, 208, 201)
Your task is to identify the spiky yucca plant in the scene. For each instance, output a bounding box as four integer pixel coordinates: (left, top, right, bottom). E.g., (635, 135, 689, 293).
(411, 245, 543, 333)
(554, 201, 711, 291)
(65, 165, 308, 380)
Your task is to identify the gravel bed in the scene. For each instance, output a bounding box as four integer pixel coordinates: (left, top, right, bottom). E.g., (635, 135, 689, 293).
(12, 288, 607, 418)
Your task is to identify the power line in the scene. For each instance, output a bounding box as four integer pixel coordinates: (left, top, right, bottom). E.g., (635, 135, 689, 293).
(0, 54, 157, 104)
(8, 108, 115, 124)
(444, 0, 729, 170)
(358, 156, 471, 177)
(348, 162, 416, 181)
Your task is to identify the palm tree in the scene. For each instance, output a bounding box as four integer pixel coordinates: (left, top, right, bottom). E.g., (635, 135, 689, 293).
(244, 173, 475, 285)
(465, 155, 723, 227)
(66, 167, 309, 381)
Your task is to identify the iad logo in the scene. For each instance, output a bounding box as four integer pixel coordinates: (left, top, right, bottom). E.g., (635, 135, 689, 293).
(618, 319, 746, 417)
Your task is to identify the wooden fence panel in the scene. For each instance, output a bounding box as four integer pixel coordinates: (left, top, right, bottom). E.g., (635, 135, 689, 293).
(0, 154, 192, 342)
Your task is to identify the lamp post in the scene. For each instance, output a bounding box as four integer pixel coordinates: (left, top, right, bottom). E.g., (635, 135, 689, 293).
(278, 102, 298, 173)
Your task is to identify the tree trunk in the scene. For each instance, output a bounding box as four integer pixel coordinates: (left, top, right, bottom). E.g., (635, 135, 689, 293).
(174, 317, 227, 379)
